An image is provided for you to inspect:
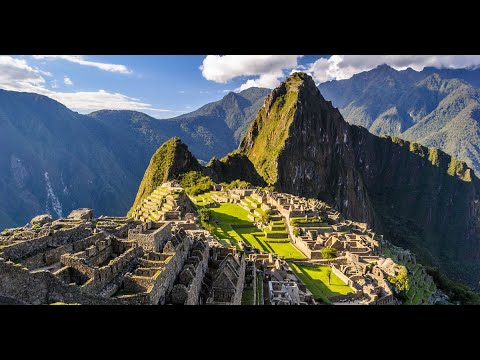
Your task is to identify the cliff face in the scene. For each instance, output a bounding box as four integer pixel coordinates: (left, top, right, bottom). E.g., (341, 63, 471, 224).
(351, 129, 480, 282)
(129, 137, 201, 212)
(239, 72, 375, 224)
(205, 154, 266, 186)
(238, 72, 480, 285)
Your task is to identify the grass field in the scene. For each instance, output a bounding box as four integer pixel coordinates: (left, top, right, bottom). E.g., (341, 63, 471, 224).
(289, 263, 353, 303)
(194, 195, 305, 259)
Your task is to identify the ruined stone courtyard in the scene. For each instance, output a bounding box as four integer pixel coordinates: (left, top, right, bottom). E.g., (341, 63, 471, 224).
(0, 182, 438, 305)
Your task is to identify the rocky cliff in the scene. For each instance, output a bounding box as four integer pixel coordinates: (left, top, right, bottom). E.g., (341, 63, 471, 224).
(205, 153, 266, 186)
(239, 72, 375, 224)
(238, 72, 480, 285)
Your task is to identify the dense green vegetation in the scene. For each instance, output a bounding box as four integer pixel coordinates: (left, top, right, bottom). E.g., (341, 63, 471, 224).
(387, 265, 409, 292)
(288, 263, 353, 303)
(179, 171, 214, 195)
(221, 179, 252, 190)
(321, 248, 337, 259)
(199, 208, 212, 222)
(239, 73, 306, 184)
(426, 267, 480, 305)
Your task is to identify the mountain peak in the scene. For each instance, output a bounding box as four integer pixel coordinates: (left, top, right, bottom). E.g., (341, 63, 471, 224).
(129, 137, 201, 212)
(375, 63, 395, 71)
(237, 72, 374, 223)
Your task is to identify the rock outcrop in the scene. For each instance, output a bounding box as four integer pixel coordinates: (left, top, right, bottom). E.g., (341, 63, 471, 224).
(67, 208, 94, 221)
(205, 153, 266, 186)
(238, 72, 375, 224)
(30, 214, 53, 227)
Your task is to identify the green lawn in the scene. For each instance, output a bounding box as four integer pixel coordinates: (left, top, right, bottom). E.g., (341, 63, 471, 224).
(204, 202, 256, 248)
(235, 227, 304, 259)
(241, 287, 254, 305)
(194, 196, 306, 259)
(256, 274, 263, 305)
(289, 263, 353, 303)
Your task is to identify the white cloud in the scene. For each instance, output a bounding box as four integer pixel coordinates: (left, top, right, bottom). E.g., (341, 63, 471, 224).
(238, 73, 283, 91)
(32, 55, 132, 74)
(0, 55, 177, 118)
(303, 55, 480, 84)
(0, 56, 46, 88)
(200, 55, 302, 90)
(63, 76, 73, 86)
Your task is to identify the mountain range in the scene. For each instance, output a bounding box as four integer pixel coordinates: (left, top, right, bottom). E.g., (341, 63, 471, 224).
(5, 63, 480, 236)
(133, 72, 480, 286)
(0, 87, 269, 228)
(319, 64, 480, 175)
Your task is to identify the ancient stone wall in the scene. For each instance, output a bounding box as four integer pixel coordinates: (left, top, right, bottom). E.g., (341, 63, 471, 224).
(1, 224, 93, 261)
(233, 255, 246, 305)
(184, 241, 209, 305)
(0, 256, 125, 305)
(147, 237, 191, 304)
(331, 265, 355, 289)
(20, 232, 106, 270)
(128, 222, 172, 252)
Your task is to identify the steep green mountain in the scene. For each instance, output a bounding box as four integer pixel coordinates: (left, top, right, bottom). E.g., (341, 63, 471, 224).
(0, 90, 137, 228)
(233, 73, 480, 286)
(0, 87, 268, 229)
(238, 73, 375, 223)
(319, 65, 480, 175)
(129, 137, 201, 212)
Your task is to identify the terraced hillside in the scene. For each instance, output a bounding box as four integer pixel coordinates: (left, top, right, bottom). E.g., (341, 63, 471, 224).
(129, 183, 192, 222)
(381, 243, 437, 304)
(191, 191, 305, 260)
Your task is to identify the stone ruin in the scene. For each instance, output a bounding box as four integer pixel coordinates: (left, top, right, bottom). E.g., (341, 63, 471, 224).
(0, 182, 435, 305)
(0, 190, 245, 305)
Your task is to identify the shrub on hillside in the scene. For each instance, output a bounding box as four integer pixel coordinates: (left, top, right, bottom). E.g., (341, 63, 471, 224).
(387, 265, 409, 292)
(223, 179, 252, 190)
(199, 208, 212, 222)
(179, 171, 214, 195)
(321, 248, 337, 259)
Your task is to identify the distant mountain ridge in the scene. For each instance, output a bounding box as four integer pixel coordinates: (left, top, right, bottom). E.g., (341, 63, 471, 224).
(0, 87, 269, 228)
(319, 65, 480, 174)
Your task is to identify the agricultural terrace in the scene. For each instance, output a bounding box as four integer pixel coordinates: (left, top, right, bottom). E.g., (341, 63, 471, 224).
(192, 192, 304, 259)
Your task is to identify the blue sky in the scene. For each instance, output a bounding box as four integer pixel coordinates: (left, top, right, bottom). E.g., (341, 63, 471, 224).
(1, 55, 479, 118)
